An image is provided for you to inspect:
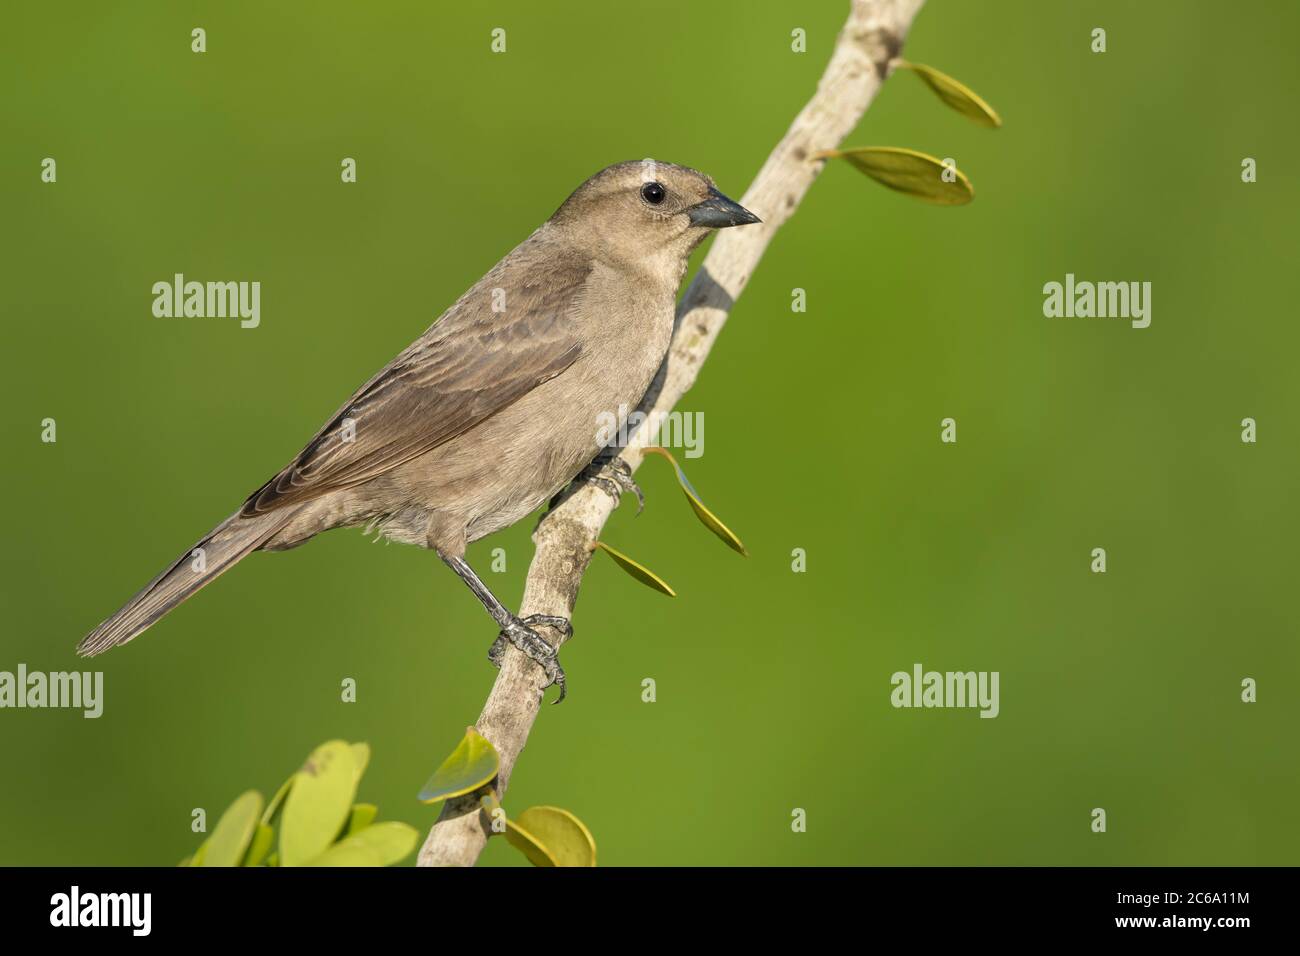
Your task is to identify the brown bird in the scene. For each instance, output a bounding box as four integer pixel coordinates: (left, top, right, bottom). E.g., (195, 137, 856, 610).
(78, 160, 760, 700)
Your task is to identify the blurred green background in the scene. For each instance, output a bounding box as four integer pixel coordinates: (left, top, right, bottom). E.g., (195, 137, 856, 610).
(2, 0, 1297, 867)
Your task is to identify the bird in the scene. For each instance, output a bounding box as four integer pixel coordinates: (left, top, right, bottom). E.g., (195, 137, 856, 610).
(77, 159, 761, 701)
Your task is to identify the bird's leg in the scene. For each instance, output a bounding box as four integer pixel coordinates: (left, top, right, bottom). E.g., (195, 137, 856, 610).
(537, 452, 645, 532)
(581, 454, 645, 514)
(440, 554, 571, 703)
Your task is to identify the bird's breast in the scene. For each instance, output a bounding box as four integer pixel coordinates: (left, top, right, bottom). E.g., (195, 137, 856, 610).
(419, 268, 679, 544)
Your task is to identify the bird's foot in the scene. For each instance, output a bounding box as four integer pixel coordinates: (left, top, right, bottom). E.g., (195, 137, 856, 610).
(488, 614, 573, 703)
(583, 456, 644, 514)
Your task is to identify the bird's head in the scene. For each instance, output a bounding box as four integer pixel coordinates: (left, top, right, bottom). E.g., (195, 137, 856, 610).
(549, 159, 761, 267)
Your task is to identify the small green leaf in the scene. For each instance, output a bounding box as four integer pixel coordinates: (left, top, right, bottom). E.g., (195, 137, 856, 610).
(643, 446, 747, 556)
(242, 823, 275, 867)
(593, 541, 677, 597)
(307, 822, 419, 867)
(346, 803, 379, 836)
(418, 727, 499, 804)
(350, 742, 371, 782)
(260, 773, 294, 828)
(315, 822, 419, 867)
(279, 740, 360, 867)
(353, 822, 418, 868)
(505, 806, 597, 868)
(896, 60, 1001, 128)
(305, 839, 382, 867)
(504, 820, 556, 867)
(200, 790, 264, 867)
(820, 147, 974, 205)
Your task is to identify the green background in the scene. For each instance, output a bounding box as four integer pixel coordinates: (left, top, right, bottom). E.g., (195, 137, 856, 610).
(2, 0, 1296, 866)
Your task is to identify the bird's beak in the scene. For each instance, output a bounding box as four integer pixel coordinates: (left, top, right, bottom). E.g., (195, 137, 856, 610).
(687, 188, 762, 228)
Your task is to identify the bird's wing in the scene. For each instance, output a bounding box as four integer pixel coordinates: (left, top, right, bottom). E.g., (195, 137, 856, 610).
(240, 252, 590, 517)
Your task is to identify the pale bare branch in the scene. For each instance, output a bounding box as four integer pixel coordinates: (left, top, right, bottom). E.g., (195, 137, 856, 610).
(418, 0, 927, 867)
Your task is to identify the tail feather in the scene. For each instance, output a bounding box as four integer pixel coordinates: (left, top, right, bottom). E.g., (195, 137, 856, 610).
(77, 507, 295, 657)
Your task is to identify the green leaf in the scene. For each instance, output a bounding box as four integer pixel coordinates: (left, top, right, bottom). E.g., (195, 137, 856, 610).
(350, 742, 371, 782)
(504, 820, 556, 867)
(199, 790, 264, 867)
(643, 446, 747, 556)
(896, 60, 1001, 128)
(279, 740, 360, 867)
(242, 823, 275, 867)
(505, 806, 597, 868)
(593, 541, 677, 597)
(418, 727, 499, 804)
(260, 773, 294, 828)
(181, 837, 212, 866)
(821, 147, 974, 206)
(305, 839, 382, 866)
(353, 822, 418, 868)
(346, 803, 379, 836)
(309, 822, 419, 867)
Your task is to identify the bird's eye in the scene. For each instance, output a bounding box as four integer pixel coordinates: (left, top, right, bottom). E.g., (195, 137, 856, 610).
(641, 182, 666, 205)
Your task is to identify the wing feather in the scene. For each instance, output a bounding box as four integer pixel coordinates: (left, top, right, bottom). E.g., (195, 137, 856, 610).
(240, 250, 589, 516)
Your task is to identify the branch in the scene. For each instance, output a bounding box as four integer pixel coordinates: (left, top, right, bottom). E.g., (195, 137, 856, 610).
(418, 0, 927, 867)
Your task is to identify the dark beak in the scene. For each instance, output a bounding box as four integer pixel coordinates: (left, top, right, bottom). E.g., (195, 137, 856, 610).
(687, 187, 761, 228)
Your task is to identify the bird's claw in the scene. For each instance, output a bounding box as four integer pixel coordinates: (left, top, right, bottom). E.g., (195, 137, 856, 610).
(584, 456, 644, 514)
(489, 614, 572, 704)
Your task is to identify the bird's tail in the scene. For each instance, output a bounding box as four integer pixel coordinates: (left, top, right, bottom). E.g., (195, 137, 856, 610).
(77, 506, 296, 657)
